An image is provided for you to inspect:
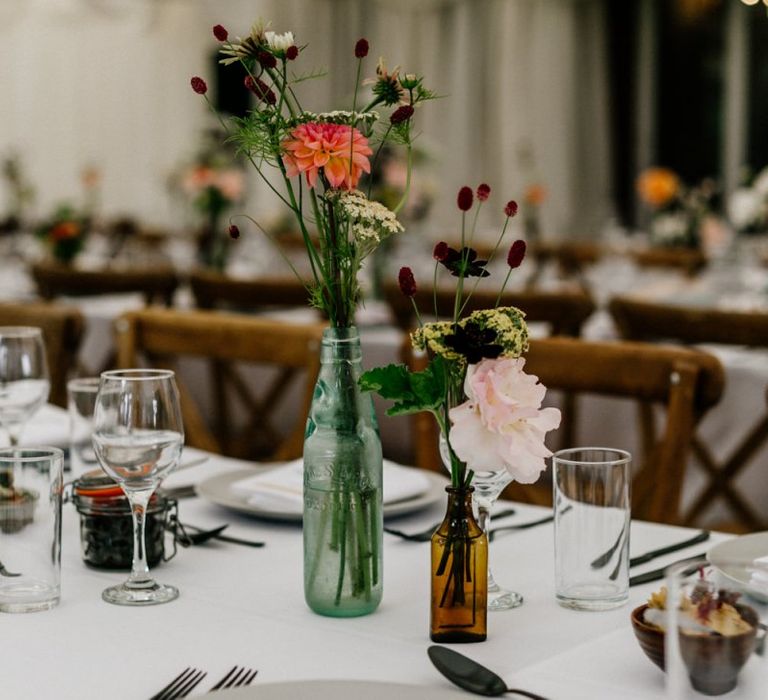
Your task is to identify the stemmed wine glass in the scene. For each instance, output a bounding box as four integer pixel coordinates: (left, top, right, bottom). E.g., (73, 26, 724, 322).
(0, 327, 50, 447)
(440, 436, 522, 610)
(92, 369, 183, 606)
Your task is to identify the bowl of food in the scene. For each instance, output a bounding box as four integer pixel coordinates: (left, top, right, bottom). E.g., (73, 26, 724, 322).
(631, 585, 760, 695)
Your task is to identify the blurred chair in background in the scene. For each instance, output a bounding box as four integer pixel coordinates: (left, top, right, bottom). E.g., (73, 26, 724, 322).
(627, 248, 707, 277)
(189, 269, 311, 312)
(609, 296, 768, 530)
(114, 308, 325, 461)
(527, 240, 603, 290)
(0, 302, 84, 407)
(31, 262, 179, 307)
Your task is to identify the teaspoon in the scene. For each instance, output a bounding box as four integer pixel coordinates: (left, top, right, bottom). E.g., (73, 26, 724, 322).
(428, 646, 550, 699)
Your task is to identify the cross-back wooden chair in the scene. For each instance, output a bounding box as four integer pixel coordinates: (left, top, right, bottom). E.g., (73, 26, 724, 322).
(189, 269, 312, 312)
(409, 336, 723, 524)
(385, 285, 597, 472)
(114, 308, 325, 461)
(31, 262, 179, 306)
(527, 240, 603, 290)
(628, 248, 707, 277)
(609, 296, 768, 530)
(0, 302, 85, 408)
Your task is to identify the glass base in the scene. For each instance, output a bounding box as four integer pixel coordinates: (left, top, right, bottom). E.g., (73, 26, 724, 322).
(556, 589, 628, 611)
(0, 579, 60, 613)
(102, 580, 178, 606)
(488, 586, 524, 611)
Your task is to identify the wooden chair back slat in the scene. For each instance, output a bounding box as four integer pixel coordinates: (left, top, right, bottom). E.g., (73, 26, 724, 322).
(0, 302, 85, 407)
(190, 270, 311, 311)
(114, 308, 325, 460)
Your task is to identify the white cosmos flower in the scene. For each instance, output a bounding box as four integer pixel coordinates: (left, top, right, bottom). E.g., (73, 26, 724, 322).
(265, 31, 295, 53)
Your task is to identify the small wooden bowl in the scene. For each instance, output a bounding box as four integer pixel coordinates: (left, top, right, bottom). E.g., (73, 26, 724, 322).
(630, 603, 759, 696)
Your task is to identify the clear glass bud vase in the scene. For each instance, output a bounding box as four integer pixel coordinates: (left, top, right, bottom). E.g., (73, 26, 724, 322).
(431, 486, 488, 643)
(303, 327, 383, 617)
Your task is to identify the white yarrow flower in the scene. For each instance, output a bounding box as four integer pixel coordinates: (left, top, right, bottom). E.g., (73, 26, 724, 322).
(337, 190, 404, 249)
(265, 31, 295, 52)
(728, 188, 762, 230)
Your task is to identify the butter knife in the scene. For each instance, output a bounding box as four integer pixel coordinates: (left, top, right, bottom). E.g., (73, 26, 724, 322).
(629, 530, 710, 568)
(629, 553, 707, 587)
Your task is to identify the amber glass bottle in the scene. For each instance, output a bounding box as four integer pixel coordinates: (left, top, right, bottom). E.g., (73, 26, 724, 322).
(430, 486, 488, 642)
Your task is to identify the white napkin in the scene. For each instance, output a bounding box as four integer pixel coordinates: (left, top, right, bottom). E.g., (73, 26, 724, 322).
(232, 459, 431, 514)
(749, 554, 768, 593)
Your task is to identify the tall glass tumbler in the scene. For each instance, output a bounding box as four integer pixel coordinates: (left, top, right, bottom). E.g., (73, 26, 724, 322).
(553, 447, 631, 611)
(67, 378, 100, 477)
(0, 447, 63, 612)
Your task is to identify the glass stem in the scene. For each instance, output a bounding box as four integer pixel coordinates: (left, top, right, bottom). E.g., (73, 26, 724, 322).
(126, 489, 153, 588)
(476, 498, 500, 592)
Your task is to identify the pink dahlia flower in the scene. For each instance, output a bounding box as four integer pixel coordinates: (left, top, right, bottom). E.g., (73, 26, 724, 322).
(281, 122, 372, 190)
(449, 357, 561, 483)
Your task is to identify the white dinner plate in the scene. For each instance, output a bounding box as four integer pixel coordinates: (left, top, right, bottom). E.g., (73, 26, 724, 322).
(707, 531, 768, 603)
(214, 680, 468, 699)
(197, 468, 448, 522)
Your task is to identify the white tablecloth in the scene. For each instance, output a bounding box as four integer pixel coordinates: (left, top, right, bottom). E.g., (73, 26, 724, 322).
(2, 409, 746, 699)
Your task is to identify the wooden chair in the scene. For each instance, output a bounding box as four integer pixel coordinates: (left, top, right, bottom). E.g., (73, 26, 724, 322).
(31, 262, 179, 306)
(609, 296, 768, 530)
(410, 337, 723, 524)
(527, 240, 603, 289)
(385, 285, 597, 471)
(0, 302, 84, 407)
(114, 308, 325, 461)
(189, 269, 311, 311)
(628, 248, 707, 277)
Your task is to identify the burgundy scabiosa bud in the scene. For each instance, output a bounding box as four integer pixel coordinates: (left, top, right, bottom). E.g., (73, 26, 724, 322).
(190, 76, 207, 95)
(229, 224, 240, 240)
(433, 241, 449, 262)
(390, 104, 414, 125)
(245, 76, 277, 105)
(286, 45, 299, 61)
(507, 240, 526, 269)
(504, 200, 519, 218)
(398, 267, 417, 297)
(354, 38, 369, 58)
(476, 183, 491, 202)
(258, 50, 277, 69)
(212, 24, 228, 42)
(457, 186, 473, 212)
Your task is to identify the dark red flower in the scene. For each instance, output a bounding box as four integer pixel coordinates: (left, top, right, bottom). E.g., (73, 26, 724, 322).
(258, 51, 277, 69)
(354, 38, 369, 58)
(212, 24, 228, 42)
(229, 224, 240, 240)
(504, 200, 519, 217)
(390, 104, 414, 125)
(476, 183, 491, 202)
(457, 186, 473, 212)
(433, 241, 449, 262)
(507, 240, 526, 269)
(244, 75, 276, 105)
(398, 267, 417, 297)
(286, 45, 299, 61)
(190, 76, 207, 95)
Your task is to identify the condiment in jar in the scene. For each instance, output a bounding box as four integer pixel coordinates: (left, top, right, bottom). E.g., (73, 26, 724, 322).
(71, 469, 176, 570)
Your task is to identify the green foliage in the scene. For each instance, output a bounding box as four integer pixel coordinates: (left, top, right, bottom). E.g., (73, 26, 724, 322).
(359, 355, 447, 417)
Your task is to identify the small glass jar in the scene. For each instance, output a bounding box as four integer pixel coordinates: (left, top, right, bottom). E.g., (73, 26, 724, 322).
(71, 470, 176, 570)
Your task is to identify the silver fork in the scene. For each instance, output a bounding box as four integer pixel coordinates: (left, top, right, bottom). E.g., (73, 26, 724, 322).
(208, 666, 258, 692)
(149, 668, 207, 700)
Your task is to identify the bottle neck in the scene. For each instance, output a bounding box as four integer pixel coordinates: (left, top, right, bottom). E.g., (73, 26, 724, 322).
(320, 326, 362, 365)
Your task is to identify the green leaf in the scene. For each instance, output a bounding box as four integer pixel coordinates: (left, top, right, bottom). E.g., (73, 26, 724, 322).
(359, 356, 448, 417)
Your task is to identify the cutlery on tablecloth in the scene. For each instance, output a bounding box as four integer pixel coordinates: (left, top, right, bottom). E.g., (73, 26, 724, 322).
(384, 508, 517, 543)
(628, 530, 710, 568)
(628, 553, 708, 587)
(208, 666, 258, 691)
(428, 646, 549, 699)
(177, 521, 266, 548)
(149, 667, 207, 700)
(488, 514, 556, 542)
(0, 560, 20, 577)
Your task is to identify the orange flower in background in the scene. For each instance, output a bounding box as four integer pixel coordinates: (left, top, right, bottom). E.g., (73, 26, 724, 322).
(50, 221, 80, 241)
(281, 122, 372, 190)
(637, 167, 680, 208)
(524, 183, 547, 206)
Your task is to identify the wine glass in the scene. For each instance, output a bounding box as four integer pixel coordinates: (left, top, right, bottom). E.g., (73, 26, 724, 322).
(92, 369, 183, 606)
(0, 327, 50, 447)
(440, 436, 522, 610)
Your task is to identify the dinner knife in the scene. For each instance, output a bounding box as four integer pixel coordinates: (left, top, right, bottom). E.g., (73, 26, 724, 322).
(629, 553, 707, 587)
(629, 530, 710, 568)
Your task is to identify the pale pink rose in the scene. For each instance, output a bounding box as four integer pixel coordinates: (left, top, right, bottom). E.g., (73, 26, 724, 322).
(215, 169, 244, 201)
(448, 357, 561, 483)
